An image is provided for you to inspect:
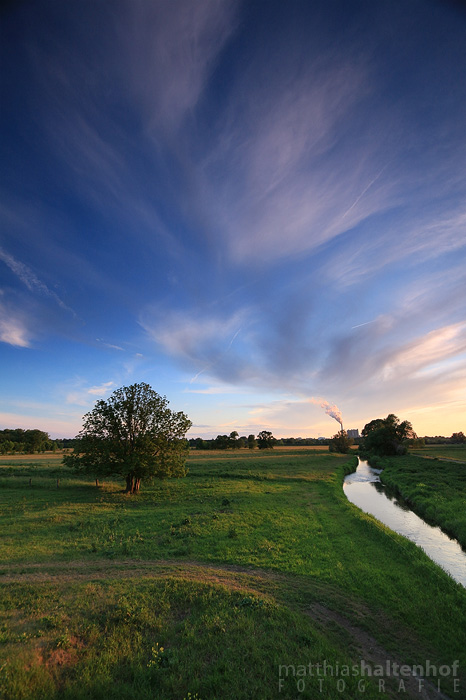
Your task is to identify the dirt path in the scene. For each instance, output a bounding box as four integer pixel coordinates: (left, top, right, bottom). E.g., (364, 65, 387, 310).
(0, 557, 287, 584)
(0, 558, 291, 599)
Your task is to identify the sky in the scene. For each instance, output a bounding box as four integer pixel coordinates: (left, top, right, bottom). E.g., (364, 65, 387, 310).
(1, 0, 466, 440)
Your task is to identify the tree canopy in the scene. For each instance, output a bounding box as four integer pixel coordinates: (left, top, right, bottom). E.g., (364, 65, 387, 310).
(329, 429, 353, 454)
(64, 383, 192, 493)
(257, 430, 275, 449)
(361, 413, 415, 456)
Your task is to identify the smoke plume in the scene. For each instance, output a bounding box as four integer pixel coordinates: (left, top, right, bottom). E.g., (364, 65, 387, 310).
(310, 397, 343, 430)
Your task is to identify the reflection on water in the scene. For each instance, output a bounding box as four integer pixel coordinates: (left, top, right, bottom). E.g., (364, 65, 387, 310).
(343, 459, 466, 587)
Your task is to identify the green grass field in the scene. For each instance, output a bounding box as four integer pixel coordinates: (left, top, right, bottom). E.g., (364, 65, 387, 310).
(1, 449, 465, 699)
(409, 444, 466, 461)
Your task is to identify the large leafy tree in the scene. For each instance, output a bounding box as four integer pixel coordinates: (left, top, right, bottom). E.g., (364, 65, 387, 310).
(362, 413, 415, 456)
(64, 383, 192, 493)
(257, 430, 275, 449)
(329, 429, 353, 454)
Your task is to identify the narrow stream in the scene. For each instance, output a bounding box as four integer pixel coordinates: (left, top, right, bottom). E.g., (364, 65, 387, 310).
(343, 458, 466, 587)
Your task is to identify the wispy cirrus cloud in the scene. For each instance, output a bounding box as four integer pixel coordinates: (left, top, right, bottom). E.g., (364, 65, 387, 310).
(118, 0, 238, 132)
(18, 0, 239, 282)
(319, 312, 466, 405)
(321, 208, 466, 288)
(199, 49, 393, 265)
(140, 306, 250, 383)
(95, 338, 124, 352)
(0, 246, 74, 314)
(34, 0, 237, 134)
(190, 6, 466, 279)
(381, 322, 466, 381)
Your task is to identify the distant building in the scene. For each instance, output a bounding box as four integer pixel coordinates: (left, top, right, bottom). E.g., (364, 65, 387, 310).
(347, 429, 359, 438)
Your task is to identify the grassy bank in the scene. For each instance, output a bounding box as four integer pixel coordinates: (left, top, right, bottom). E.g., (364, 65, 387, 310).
(377, 453, 466, 550)
(1, 450, 465, 699)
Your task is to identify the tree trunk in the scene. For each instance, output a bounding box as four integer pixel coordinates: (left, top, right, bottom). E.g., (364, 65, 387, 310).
(125, 474, 141, 493)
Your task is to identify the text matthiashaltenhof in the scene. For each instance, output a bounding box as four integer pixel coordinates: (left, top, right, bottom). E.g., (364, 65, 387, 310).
(278, 659, 461, 695)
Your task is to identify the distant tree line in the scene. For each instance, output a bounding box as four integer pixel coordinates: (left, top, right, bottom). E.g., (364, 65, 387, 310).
(188, 431, 340, 450)
(189, 431, 276, 450)
(1, 424, 463, 458)
(0, 428, 57, 455)
(0, 430, 83, 455)
(423, 432, 465, 444)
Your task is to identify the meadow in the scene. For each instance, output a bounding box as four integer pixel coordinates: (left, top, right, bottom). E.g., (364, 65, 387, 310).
(410, 444, 466, 461)
(0, 448, 465, 699)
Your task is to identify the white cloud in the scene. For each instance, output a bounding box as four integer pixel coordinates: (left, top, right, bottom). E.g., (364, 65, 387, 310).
(0, 302, 31, 347)
(87, 381, 115, 396)
(65, 381, 115, 406)
(0, 318, 30, 348)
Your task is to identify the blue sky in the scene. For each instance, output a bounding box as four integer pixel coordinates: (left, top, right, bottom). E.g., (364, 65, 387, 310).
(1, 0, 465, 439)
